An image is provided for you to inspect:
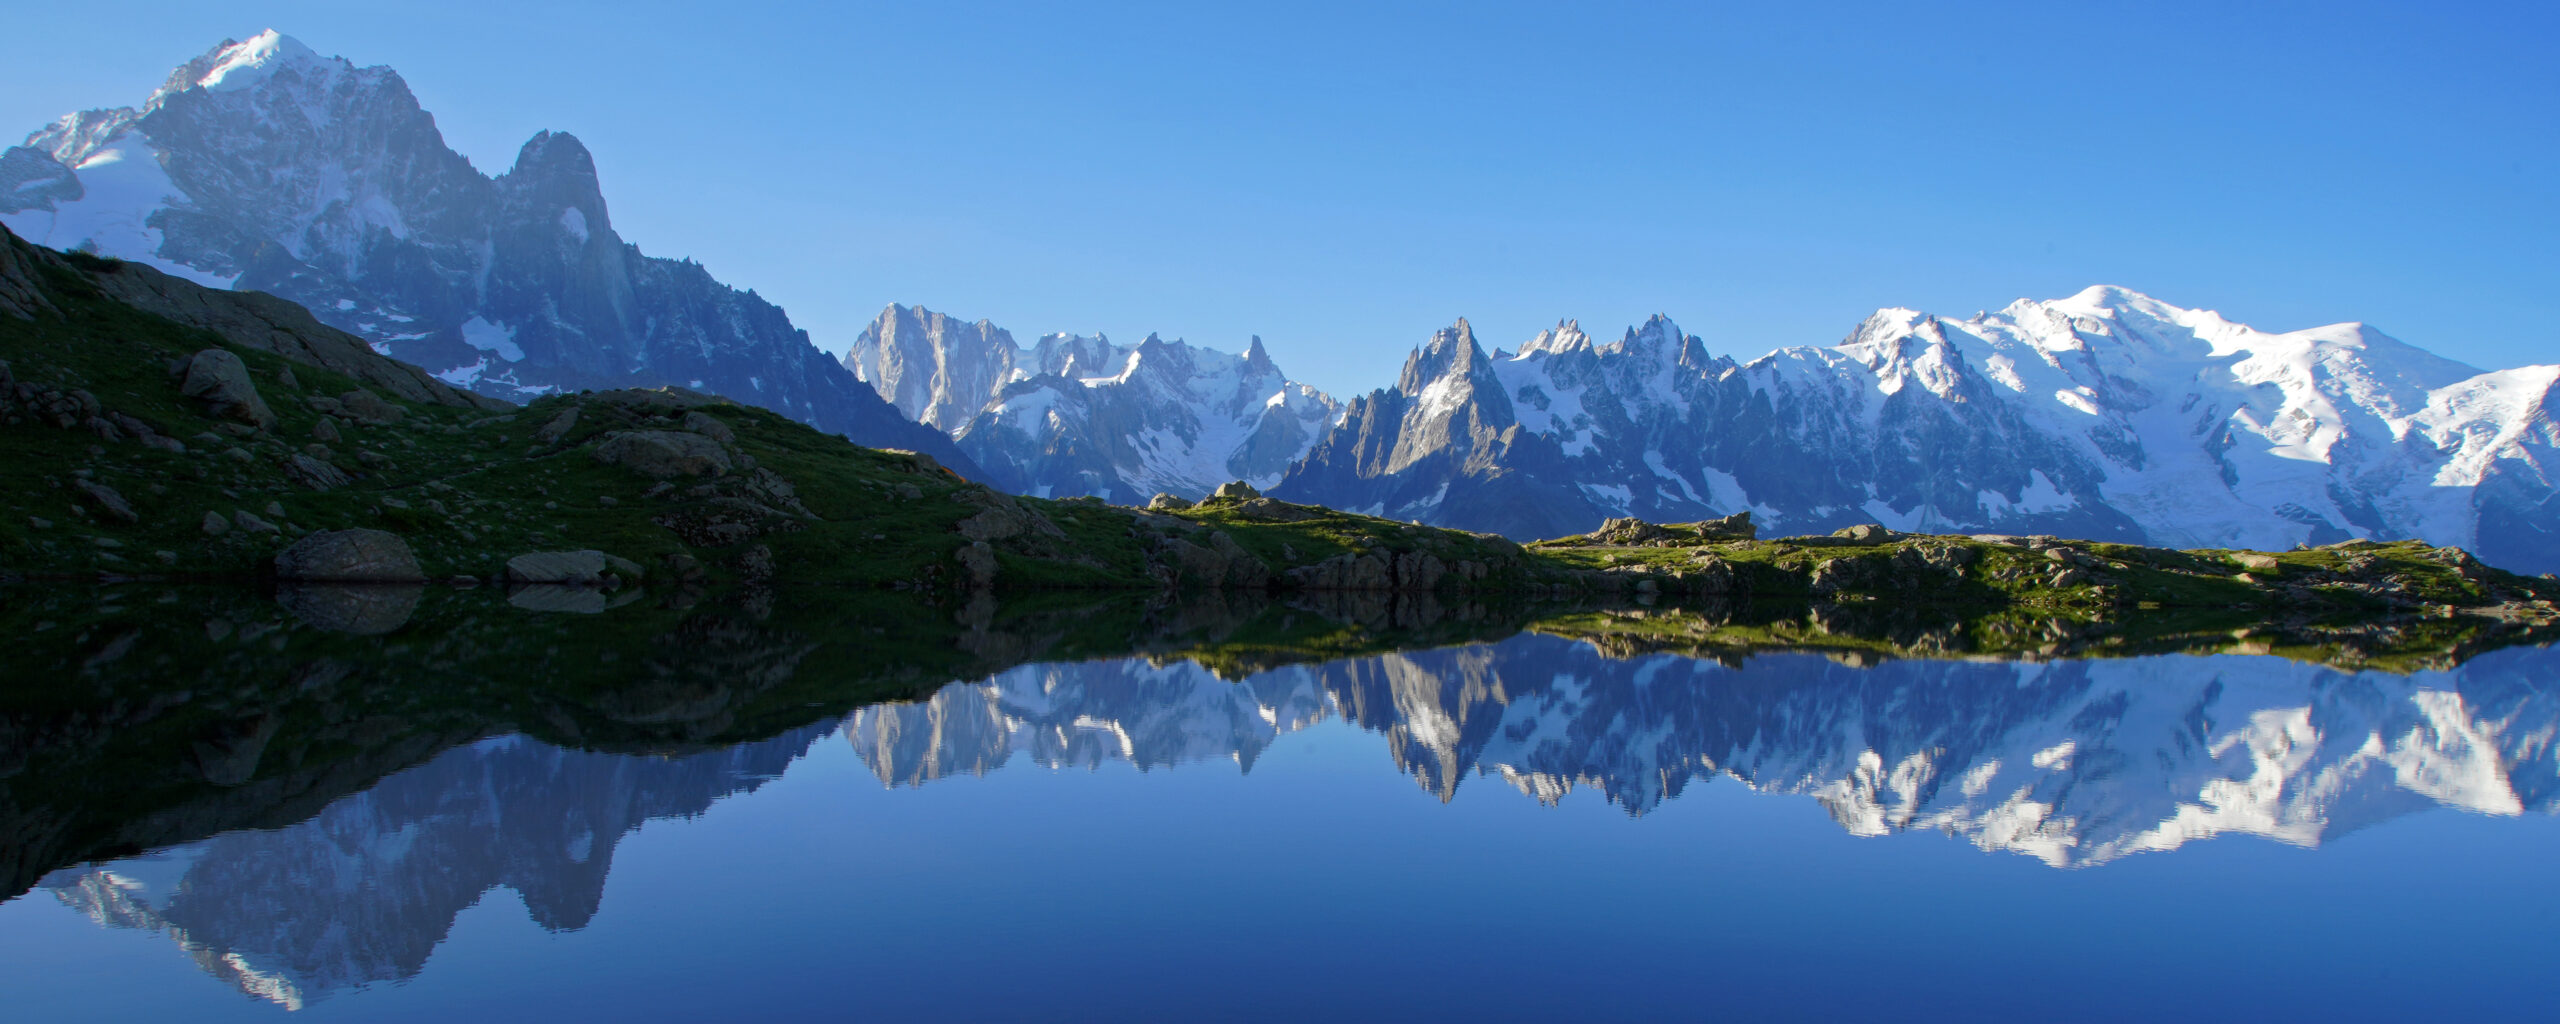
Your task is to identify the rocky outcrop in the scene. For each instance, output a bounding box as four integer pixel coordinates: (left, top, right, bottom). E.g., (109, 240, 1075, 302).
(591, 430, 733, 478)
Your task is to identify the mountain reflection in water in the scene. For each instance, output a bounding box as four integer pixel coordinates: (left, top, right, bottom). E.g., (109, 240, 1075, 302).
(5, 584, 2557, 1014)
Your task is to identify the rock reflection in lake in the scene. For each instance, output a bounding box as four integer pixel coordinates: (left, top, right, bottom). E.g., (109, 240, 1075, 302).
(5, 582, 2557, 1016)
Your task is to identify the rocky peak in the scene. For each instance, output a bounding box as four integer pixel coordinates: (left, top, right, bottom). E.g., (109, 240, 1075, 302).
(842, 303, 1022, 431)
(1516, 318, 1591, 358)
(498, 130, 611, 236)
(1396, 318, 1491, 394)
(1031, 331, 1120, 378)
(1243, 334, 1277, 377)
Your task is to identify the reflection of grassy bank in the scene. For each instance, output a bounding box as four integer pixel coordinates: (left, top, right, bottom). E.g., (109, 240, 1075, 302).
(1527, 595, 2558, 675)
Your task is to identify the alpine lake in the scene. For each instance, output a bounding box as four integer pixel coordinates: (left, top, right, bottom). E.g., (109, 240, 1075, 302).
(2, 580, 2556, 1023)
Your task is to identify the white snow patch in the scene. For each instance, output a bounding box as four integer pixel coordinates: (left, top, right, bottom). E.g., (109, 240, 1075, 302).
(459, 316, 523, 362)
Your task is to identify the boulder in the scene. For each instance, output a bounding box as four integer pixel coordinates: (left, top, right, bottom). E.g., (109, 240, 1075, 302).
(508, 585, 608, 614)
(233, 510, 279, 533)
(277, 583, 423, 635)
(336, 388, 405, 424)
(1147, 493, 1196, 511)
(534, 406, 581, 444)
(954, 541, 999, 588)
(309, 417, 341, 442)
(1833, 523, 1903, 544)
(179, 349, 275, 428)
(72, 479, 138, 523)
(2232, 552, 2282, 571)
(505, 550, 609, 585)
(592, 430, 733, 478)
(1211, 480, 1261, 500)
(272, 529, 424, 582)
(201, 510, 230, 536)
(286, 453, 352, 490)
(681, 410, 736, 443)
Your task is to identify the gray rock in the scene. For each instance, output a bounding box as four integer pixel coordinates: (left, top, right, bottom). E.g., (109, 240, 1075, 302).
(591, 430, 733, 478)
(682, 410, 736, 443)
(277, 583, 423, 634)
(201, 511, 229, 535)
(602, 553, 646, 580)
(72, 479, 138, 523)
(1686, 510, 1756, 541)
(337, 388, 404, 424)
(179, 348, 274, 427)
(1591, 517, 1671, 545)
(286, 453, 352, 490)
(505, 550, 608, 584)
(310, 417, 340, 442)
(534, 406, 580, 444)
(1147, 493, 1195, 511)
(232, 510, 279, 533)
(955, 541, 999, 588)
(2232, 552, 2282, 571)
(1211, 480, 1261, 500)
(507, 584, 607, 614)
(272, 529, 423, 582)
(952, 491, 1065, 543)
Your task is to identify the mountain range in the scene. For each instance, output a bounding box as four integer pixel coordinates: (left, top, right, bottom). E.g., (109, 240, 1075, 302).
(10, 31, 2553, 571)
(0, 31, 973, 471)
(840, 304, 1338, 500)
(1274, 294, 2560, 575)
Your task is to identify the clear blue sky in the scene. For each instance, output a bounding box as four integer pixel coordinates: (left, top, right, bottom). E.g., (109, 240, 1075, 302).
(8, 1, 2554, 397)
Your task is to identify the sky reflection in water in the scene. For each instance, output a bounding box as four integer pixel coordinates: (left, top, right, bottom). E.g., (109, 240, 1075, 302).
(4, 627, 2558, 1022)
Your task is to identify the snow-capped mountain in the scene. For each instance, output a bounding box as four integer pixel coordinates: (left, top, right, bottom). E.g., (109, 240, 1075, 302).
(41, 726, 829, 1009)
(1274, 290, 2560, 572)
(0, 31, 973, 470)
(841, 304, 1339, 500)
(853, 636, 2560, 869)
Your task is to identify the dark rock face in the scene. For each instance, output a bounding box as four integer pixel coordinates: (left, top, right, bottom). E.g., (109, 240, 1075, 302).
(4, 33, 976, 476)
(272, 529, 423, 582)
(1276, 319, 1602, 540)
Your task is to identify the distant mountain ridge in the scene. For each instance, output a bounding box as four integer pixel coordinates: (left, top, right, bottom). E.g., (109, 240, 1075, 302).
(0, 30, 974, 471)
(1272, 290, 2560, 572)
(841, 303, 1338, 501)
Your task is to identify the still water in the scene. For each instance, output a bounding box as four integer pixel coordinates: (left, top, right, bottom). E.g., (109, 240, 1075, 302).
(2, 586, 2556, 1021)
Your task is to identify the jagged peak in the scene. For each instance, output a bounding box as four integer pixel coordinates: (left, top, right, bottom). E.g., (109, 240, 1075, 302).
(1517, 318, 1591, 358)
(1396, 318, 1494, 394)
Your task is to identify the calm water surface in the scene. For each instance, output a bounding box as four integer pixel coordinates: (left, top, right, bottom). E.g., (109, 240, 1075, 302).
(2, 588, 2556, 1021)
